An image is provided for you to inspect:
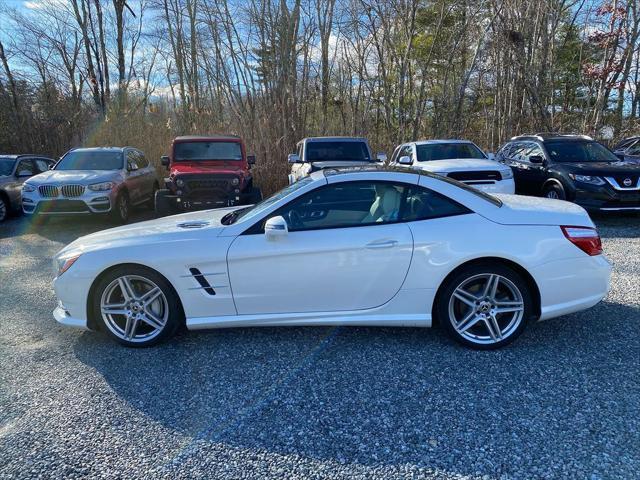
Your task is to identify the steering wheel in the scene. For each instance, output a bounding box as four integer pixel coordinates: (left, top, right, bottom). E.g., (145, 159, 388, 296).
(286, 209, 304, 229)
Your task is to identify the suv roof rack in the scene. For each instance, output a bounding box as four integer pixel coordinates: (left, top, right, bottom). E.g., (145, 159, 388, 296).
(511, 133, 593, 141)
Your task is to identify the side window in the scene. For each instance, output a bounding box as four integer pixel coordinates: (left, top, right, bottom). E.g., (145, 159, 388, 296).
(34, 159, 50, 173)
(272, 181, 407, 232)
(402, 186, 471, 221)
(136, 152, 149, 168)
(399, 145, 413, 161)
(511, 142, 530, 162)
(297, 143, 303, 158)
(16, 159, 34, 176)
(627, 143, 640, 156)
(498, 143, 513, 158)
(127, 151, 139, 170)
(525, 143, 544, 161)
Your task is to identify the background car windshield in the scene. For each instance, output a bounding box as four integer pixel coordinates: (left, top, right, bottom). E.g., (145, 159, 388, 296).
(416, 143, 486, 161)
(233, 176, 315, 224)
(546, 141, 619, 163)
(306, 142, 371, 162)
(174, 141, 242, 161)
(0, 157, 16, 176)
(56, 151, 123, 170)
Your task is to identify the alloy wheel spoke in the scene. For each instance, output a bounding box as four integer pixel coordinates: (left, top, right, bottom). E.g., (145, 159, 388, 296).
(457, 311, 483, 333)
(483, 274, 500, 300)
(123, 316, 139, 340)
(140, 287, 162, 306)
(453, 288, 478, 307)
(101, 303, 128, 316)
(118, 277, 136, 301)
(140, 310, 165, 330)
(484, 314, 502, 341)
(496, 304, 524, 314)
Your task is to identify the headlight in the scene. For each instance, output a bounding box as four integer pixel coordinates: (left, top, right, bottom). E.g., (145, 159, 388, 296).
(55, 253, 81, 277)
(231, 177, 240, 186)
(22, 183, 36, 193)
(569, 174, 605, 186)
(88, 181, 115, 191)
(501, 169, 514, 180)
(176, 178, 185, 187)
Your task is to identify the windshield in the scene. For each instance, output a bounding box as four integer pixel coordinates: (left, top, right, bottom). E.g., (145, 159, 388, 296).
(56, 151, 123, 170)
(223, 176, 315, 225)
(416, 143, 486, 161)
(0, 157, 16, 176)
(174, 141, 242, 161)
(546, 141, 619, 163)
(306, 141, 371, 162)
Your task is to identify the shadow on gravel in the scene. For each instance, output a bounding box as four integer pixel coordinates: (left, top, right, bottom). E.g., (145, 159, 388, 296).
(73, 300, 639, 476)
(591, 212, 640, 238)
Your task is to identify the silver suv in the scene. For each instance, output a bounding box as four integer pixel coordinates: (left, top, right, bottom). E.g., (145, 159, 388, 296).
(22, 147, 158, 223)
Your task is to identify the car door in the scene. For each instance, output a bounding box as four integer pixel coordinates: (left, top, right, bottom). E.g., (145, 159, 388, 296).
(134, 151, 154, 200)
(503, 142, 535, 194)
(521, 142, 548, 192)
(227, 180, 414, 315)
(7, 158, 36, 206)
(125, 150, 145, 204)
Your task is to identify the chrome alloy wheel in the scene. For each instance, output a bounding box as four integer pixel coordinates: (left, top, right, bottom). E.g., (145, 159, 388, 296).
(545, 190, 559, 199)
(100, 275, 168, 343)
(448, 273, 525, 345)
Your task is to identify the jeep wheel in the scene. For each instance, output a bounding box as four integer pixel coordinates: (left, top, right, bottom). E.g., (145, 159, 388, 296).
(112, 192, 130, 224)
(244, 187, 263, 205)
(155, 189, 175, 217)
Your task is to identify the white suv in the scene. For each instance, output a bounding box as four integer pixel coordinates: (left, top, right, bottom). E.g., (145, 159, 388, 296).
(391, 140, 515, 194)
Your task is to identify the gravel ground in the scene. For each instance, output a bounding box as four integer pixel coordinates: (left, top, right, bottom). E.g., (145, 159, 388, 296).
(0, 212, 638, 479)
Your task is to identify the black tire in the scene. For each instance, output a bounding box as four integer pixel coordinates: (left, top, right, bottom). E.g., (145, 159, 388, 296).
(543, 182, 566, 200)
(243, 186, 263, 205)
(155, 189, 175, 217)
(0, 195, 7, 222)
(111, 191, 130, 224)
(147, 182, 159, 208)
(435, 262, 533, 350)
(91, 265, 184, 347)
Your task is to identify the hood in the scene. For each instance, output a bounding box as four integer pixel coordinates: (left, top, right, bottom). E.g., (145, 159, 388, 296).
(26, 170, 122, 185)
(413, 158, 509, 173)
(482, 194, 593, 227)
(170, 161, 245, 176)
(310, 160, 375, 170)
(57, 207, 240, 257)
(551, 161, 640, 176)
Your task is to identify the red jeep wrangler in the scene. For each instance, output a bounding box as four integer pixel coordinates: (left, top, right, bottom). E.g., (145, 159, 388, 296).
(155, 135, 262, 215)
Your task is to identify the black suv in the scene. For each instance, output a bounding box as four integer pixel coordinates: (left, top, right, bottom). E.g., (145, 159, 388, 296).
(496, 134, 640, 212)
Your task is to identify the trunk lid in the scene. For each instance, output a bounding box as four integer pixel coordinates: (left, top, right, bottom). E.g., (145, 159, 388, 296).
(482, 194, 594, 227)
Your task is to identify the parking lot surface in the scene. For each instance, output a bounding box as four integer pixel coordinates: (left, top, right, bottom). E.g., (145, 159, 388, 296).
(0, 212, 639, 479)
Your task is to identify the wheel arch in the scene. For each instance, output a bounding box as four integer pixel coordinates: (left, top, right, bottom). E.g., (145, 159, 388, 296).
(86, 262, 185, 330)
(431, 256, 541, 325)
(0, 189, 11, 210)
(541, 176, 573, 200)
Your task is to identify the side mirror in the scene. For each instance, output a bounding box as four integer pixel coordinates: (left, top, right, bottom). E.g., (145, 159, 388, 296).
(127, 162, 139, 172)
(486, 152, 496, 161)
(161, 155, 170, 168)
(398, 155, 412, 165)
(247, 154, 256, 165)
(615, 153, 625, 160)
(288, 154, 300, 164)
(376, 152, 387, 162)
(265, 215, 288, 240)
(529, 155, 544, 164)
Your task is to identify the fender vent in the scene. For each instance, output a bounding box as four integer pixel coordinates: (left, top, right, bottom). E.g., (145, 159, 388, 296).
(189, 268, 216, 295)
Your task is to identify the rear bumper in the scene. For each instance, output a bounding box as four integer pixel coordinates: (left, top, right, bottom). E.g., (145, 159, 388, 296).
(534, 254, 612, 321)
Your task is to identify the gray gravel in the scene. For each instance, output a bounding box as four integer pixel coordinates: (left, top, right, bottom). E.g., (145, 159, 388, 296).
(0, 212, 638, 479)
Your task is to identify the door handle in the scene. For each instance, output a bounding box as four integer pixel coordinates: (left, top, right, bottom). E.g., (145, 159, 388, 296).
(365, 240, 398, 249)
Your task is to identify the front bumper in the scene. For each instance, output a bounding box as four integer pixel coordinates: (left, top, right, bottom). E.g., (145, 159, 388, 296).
(573, 182, 640, 211)
(22, 189, 117, 215)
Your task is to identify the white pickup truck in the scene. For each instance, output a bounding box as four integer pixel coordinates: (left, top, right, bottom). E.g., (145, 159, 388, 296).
(287, 137, 387, 184)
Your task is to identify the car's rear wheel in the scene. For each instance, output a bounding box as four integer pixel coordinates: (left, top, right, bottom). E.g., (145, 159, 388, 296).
(92, 266, 183, 347)
(112, 191, 130, 224)
(0, 196, 7, 222)
(543, 183, 566, 200)
(436, 263, 532, 349)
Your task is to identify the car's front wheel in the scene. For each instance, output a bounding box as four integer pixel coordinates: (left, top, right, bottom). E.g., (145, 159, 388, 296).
(92, 265, 183, 347)
(543, 183, 566, 200)
(436, 263, 532, 349)
(111, 191, 130, 224)
(0, 195, 7, 222)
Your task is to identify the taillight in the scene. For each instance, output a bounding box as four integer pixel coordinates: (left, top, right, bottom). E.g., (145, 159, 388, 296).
(561, 226, 602, 256)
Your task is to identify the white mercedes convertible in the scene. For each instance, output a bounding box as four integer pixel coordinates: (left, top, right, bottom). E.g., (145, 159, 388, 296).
(53, 167, 611, 349)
